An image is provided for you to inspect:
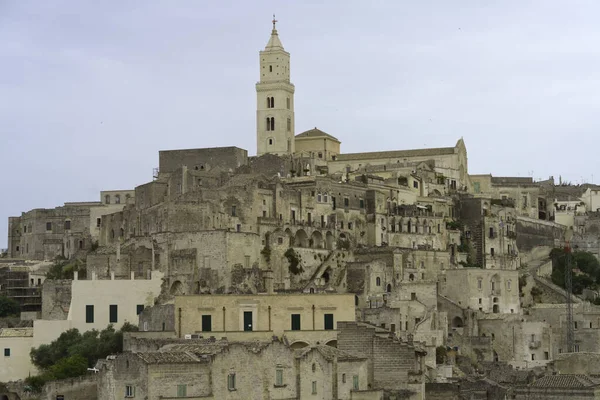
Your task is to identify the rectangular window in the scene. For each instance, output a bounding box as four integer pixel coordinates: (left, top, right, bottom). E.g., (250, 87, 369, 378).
(228, 373, 236, 390)
(473, 182, 480, 193)
(231, 206, 236, 217)
(125, 385, 134, 397)
(287, 117, 291, 132)
(177, 384, 187, 397)
(348, 222, 353, 230)
(4, 348, 10, 357)
(312, 381, 317, 394)
(244, 255, 250, 268)
(291, 314, 301, 331)
(324, 314, 334, 330)
(344, 197, 349, 207)
(109, 305, 118, 323)
(86, 305, 94, 323)
(353, 375, 359, 390)
(46, 222, 52, 231)
(236, 224, 241, 232)
(287, 97, 290, 109)
(202, 315, 212, 332)
(136, 305, 144, 315)
(359, 199, 364, 208)
(276, 368, 283, 386)
(413, 181, 419, 189)
(390, 324, 396, 332)
(96, 218, 101, 227)
(64, 220, 71, 230)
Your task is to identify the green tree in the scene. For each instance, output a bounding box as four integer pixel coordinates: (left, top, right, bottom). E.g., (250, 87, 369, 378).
(0, 295, 20, 317)
(48, 354, 88, 380)
(28, 323, 139, 391)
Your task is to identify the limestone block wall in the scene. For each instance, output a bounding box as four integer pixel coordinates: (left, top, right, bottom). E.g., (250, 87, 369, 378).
(41, 279, 72, 320)
(43, 375, 97, 400)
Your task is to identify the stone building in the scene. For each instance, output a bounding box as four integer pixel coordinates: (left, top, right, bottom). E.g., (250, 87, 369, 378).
(175, 293, 354, 348)
(7, 190, 133, 260)
(97, 338, 370, 400)
(0, 327, 36, 382)
(441, 268, 520, 315)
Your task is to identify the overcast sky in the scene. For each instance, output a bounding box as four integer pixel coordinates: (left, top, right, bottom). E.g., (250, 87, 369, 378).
(1, 1, 599, 248)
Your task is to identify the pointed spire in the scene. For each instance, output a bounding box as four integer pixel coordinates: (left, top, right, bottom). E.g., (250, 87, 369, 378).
(265, 14, 284, 50)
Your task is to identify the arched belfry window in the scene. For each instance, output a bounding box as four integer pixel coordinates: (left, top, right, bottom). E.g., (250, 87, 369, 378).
(266, 117, 275, 131)
(267, 97, 274, 108)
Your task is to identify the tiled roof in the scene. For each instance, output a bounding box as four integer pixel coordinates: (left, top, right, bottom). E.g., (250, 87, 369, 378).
(295, 128, 340, 143)
(294, 345, 365, 361)
(491, 177, 535, 185)
(0, 328, 33, 337)
(530, 374, 600, 388)
(335, 147, 455, 162)
(136, 351, 201, 364)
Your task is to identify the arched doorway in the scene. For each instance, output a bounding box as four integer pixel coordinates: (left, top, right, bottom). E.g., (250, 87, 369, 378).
(386, 284, 392, 293)
(452, 316, 464, 328)
(493, 304, 500, 313)
(311, 231, 323, 249)
(294, 229, 309, 247)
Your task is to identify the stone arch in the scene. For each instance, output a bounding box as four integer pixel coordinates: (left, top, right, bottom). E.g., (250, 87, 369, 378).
(170, 280, 184, 296)
(294, 229, 309, 247)
(409, 273, 415, 281)
(290, 341, 309, 349)
(493, 304, 500, 313)
(386, 283, 392, 293)
(325, 339, 337, 348)
(325, 231, 335, 250)
(311, 231, 324, 249)
(452, 316, 464, 328)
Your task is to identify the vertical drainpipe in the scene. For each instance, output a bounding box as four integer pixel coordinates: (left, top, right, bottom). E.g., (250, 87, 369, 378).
(312, 305, 316, 330)
(178, 307, 182, 338)
(223, 307, 226, 332)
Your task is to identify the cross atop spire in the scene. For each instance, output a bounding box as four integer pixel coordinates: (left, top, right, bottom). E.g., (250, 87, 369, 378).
(272, 14, 278, 31)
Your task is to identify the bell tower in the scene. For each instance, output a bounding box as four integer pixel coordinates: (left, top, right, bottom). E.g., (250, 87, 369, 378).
(256, 16, 295, 156)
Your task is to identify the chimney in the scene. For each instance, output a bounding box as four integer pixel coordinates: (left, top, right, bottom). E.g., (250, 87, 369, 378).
(265, 269, 274, 294)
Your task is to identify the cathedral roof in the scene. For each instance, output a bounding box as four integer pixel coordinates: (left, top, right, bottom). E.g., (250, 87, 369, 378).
(335, 146, 455, 162)
(295, 127, 340, 143)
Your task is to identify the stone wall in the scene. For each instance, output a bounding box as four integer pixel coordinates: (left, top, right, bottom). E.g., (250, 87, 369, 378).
(138, 304, 175, 332)
(516, 216, 563, 252)
(158, 146, 248, 174)
(337, 322, 421, 392)
(43, 375, 98, 400)
(41, 279, 72, 320)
